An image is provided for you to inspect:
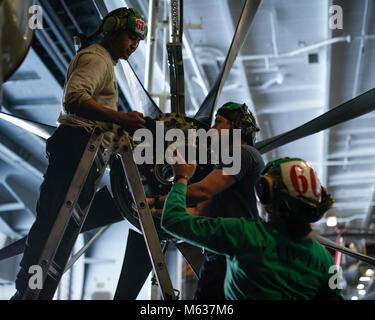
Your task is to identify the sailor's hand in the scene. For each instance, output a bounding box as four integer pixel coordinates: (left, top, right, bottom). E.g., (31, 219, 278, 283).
(151, 207, 162, 218)
(147, 197, 156, 208)
(171, 149, 197, 180)
(147, 196, 165, 209)
(118, 111, 146, 133)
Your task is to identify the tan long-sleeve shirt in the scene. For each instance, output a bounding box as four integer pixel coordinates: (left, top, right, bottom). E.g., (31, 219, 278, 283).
(58, 44, 119, 133)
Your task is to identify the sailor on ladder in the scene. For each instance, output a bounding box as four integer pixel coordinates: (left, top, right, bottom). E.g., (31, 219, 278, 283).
(12, 7, 150, 300)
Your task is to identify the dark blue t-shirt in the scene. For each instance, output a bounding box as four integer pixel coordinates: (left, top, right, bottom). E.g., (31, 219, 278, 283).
(211, 145, 265, 220)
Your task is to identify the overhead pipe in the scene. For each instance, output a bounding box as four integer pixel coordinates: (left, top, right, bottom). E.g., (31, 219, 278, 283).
(239, 36, 351, 62)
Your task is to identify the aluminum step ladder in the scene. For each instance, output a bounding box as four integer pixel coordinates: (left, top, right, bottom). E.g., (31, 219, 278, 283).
(22, 125, 176, 300)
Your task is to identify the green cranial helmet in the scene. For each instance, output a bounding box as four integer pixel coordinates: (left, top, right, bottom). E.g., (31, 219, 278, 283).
(216, 102, 260, 146)
(101, 8, 148, 40)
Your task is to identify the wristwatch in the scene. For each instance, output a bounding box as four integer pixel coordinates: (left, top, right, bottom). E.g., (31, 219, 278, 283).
(173, 175, 189, 184)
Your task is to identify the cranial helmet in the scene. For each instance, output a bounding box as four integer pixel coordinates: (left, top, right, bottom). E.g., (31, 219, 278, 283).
(101, 7, 148, 40)
(255, 157, 334, 223)
(74, 7, 147, 52)
(216, 102, 259, 146)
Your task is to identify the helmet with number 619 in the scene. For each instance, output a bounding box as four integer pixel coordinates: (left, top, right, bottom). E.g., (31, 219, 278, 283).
(255, 158, 334, 223)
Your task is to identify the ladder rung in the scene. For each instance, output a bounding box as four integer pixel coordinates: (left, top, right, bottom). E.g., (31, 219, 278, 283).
(71, 204, 84, 226)
(94, 149, 106, 169)
(47, 261, 62, 281)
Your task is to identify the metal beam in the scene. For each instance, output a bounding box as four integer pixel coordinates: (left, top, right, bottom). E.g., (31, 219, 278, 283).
(329, 179, 375, 187)
(239, 36, 351, 63)
(256, 104, 322, 115)
(310, 159, 375, 166)
(252, 84, 322, 94)
(10, 97, 60, 108)
(59, 0, 83, 34)
(327, 148, 375, 159)
(333, 202, 375, 209)
(0, 203, 24, 212)
(0, 218, 21, 239)
(34, 28, 69, 76)
(330, 171, 375, 181)
(38, 0, 75, 59)
(331, 188, 374, 198)
(0, 143, 43, 180)
(333, 127, 375, 135)
(7, 72, 40, 81)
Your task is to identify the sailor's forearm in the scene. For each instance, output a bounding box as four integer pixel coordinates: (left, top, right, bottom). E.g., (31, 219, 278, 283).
(66, 98, 119, 123)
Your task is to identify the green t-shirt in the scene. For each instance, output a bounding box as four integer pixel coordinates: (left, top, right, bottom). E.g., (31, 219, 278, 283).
(161, 183, 343, 300)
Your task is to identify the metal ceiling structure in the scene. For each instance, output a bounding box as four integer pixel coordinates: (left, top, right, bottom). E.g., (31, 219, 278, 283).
(1, 0, 375, 300)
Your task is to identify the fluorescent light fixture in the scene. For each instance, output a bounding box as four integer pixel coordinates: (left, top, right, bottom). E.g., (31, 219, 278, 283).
(0, 113, 51, 140)
(357, 284, 365, 290)
(349, 243, 356, 249)
(358, 290, 366, 295)
(359, 276, 371, 282)
(351, 296, 358, 300)
(365, 269, 374, 277)
(326, 216, 337, 227)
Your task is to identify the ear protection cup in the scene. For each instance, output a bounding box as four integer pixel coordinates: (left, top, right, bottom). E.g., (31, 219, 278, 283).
(255, 175, 274, 205)
(101, 8, 135, 34)
(102, 16, 120, 33)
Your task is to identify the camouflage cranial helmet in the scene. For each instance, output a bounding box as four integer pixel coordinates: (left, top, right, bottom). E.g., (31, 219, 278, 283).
(216, 102, 260, 146)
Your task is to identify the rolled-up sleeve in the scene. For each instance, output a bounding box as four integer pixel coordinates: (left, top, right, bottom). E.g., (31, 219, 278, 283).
(63, 53, 108, 112)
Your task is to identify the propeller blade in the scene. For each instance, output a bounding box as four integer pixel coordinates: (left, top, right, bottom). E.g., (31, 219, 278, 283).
(114, 229, 153, 300)
(0, 187, 123, 261)
(2, 0, 35, 82)
(0, 112, 56, 139)
(0, 237, 26, 261)
(311, 231, 375, 267)
(176, 242, 205, 278)
(255, 88, 375, 154)
(194, 0, 263, 125)
(81, 187, 124, 233)
(121, 61, 163, 119)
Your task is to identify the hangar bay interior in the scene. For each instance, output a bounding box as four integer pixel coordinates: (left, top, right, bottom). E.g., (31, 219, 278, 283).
(0, 0, 375, 300)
